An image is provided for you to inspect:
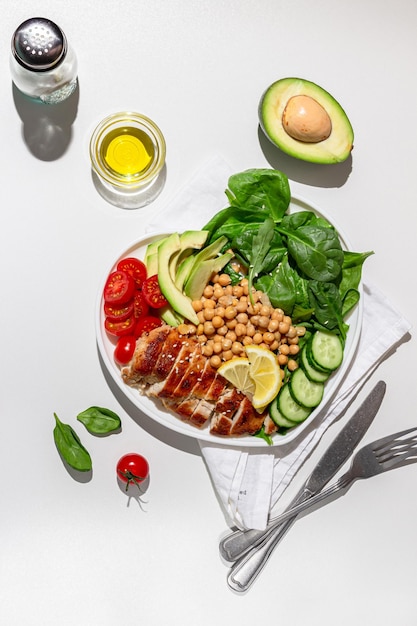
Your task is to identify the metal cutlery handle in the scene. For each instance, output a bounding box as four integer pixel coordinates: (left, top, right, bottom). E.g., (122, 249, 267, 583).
(227, 515, 298, 592)
(220, 487, 311, 562)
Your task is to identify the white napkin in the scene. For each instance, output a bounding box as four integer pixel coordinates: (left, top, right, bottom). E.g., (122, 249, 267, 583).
(147, 155, 412, 531)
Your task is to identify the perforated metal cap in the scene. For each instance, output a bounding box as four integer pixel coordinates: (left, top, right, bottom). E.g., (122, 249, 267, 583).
(12, 17, 67, 71)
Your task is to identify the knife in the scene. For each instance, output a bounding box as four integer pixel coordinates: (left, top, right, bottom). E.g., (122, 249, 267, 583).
(222, 380, 386, 591)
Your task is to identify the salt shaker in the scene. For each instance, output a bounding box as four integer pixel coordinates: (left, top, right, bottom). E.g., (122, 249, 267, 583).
(10, 17, 78, 104)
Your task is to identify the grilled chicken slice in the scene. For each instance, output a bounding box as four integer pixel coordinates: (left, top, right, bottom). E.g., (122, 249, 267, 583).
(121, 324, 269, 437)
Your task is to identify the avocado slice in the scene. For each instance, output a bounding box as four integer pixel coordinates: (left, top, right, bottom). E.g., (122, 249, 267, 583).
(259, 77, 353, 164)
(184, 252, 233, 301)
(157, 233, 200, 325)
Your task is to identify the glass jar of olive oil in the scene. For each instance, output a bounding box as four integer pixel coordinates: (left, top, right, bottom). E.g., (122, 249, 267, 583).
(89, 112, 166, 209)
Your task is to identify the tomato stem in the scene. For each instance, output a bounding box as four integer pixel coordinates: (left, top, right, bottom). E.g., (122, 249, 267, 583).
(121, 470, 145, 491)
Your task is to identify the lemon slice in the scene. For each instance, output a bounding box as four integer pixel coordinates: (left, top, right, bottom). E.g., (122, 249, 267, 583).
(217, 357, 256, 397)
(245, 345, 282, 411)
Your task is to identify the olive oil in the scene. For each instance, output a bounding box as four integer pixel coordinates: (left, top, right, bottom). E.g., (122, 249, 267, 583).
(101, 126, 155, 178)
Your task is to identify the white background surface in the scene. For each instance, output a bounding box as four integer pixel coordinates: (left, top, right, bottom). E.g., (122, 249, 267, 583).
(0, 1, 416, 624)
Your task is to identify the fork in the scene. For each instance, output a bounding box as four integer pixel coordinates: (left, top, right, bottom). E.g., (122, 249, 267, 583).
(227, 426, 417, 592)
(258, 426, 417, 528)
(227, 427, 417, 592)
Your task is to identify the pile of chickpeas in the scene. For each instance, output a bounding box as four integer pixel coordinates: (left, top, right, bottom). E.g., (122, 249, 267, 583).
(177, 274, 306, 370)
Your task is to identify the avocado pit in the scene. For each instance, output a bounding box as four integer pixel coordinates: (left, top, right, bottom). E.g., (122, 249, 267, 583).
(282, 95, 332, 143)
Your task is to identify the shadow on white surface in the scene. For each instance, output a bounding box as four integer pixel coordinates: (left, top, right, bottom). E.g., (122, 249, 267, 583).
(12, 80, 79, 161)
(258, 126, 353, 188)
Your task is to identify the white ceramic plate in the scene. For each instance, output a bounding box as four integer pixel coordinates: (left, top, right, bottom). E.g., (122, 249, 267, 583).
(96, 195, 363, 447)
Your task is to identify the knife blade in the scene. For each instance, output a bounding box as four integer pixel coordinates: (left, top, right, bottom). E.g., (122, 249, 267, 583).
(220, 380, 386, 564)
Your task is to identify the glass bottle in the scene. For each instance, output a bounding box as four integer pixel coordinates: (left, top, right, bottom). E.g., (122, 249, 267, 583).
(10, 17, 77, 104)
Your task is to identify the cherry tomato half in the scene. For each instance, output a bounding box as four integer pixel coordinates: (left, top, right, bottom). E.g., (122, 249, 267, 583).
(142, 274, 168, 309)
(103, 270, 135, 305)
(134, 315, 163, 338)
(105, 315, 136, 337)
(114, 335, 137, 365)
(116, 453, 149, 491)
(117, 257, 147, 289)
(104, 300, 134, 322)
(133, 291, 150, 319)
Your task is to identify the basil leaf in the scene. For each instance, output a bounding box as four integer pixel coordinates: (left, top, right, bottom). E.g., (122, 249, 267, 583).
(77, 406, 121, 435)
(53, 413, 92, 472)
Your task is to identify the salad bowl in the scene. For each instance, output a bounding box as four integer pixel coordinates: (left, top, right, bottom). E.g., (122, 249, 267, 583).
(95, 195, 363, 447)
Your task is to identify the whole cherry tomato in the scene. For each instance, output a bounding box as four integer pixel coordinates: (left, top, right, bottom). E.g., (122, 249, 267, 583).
(114, 335, 137, 365)
(103, 270, 135, 305)
(142, 275, 168, 309)
(117, 257, 147, 289)
(116, 453, 149, 491)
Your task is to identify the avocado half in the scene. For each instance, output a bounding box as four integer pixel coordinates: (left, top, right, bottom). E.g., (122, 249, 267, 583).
(259, 77, 354, 164)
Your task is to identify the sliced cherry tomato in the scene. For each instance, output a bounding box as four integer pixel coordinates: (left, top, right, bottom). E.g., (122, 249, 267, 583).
(116, 453, 149, 491)
(105, 315, 136, 337)
(117, 257, 147, 289)
(134, 315, 163, 338)
(133, 291, 150, 319)
(103, 270, 135, 305)
(114, 335, 137, 365)
(142, 274, 168, 309)
(104, 300, 134, 322)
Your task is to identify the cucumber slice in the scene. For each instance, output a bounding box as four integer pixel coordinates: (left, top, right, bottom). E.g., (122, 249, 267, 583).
(310, 330, 343, 372)
(278, 384, 311, 423)
(269, 396, 298, 428)
(300, 344, 330, 383)
(289, 367, 324, 409)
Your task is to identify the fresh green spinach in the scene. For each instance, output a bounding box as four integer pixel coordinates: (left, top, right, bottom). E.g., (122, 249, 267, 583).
(77, 406, 121, 435)
(53, 413, 92, 472)
(203, 168, 373, 338)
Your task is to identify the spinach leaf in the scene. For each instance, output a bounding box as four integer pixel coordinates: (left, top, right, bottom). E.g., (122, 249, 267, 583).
(226, 169, 291, 220)
(53, 413, 92, 472)
(279, 222, 344, 282)
(77, 406, 121, 435)
(308, 280, 347, 340)
(255, 254, 312, 320)
(237, 217, 275, 299)
(233, 222, 286, 273)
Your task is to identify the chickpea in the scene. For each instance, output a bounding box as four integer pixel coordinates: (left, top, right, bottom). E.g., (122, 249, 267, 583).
(278, 354, 288, 366)
(177, 323, 190, 335)
(268, 318, 279, 333)
(232, 341, 243, 355)
(192, 300, 203, 312)
(296, 326, 306, 337)
(218, 273, 231, 286)
(224, 285, 233, 295)
(203, 298, 216, 309)
(289, 344, 300, 355)
(259, 304, 271, 317)
(226, 319, 237, 330)
(236, 298, 248, 313)
(246, 323, 256, 337)
(262, 332, 275, 345)
(203, 285, 214, 298)
(232, 285, 244, 298)
(203, 307, 214, 321)
(218, 294, 233, 307)
(210, 355, 221, 369)
(287, 359, 298, 371)
(213, 341, 222, 354)
(286, 326, 297, 339)
(215, 306, 226, 318)
(222, 338, 233, 351)
(242, 336, 253, 346)
(213, 287, 224, 301)
(269, 340, 279, 351)
(212, 315, 224, 329)
(279, 320, 290, 335)
(236, 312, 249, 324)
(253, 332, 263, 344)
(235, 323, 247, 337)
(226, 330, 237, 342)
(202, 344, 213, 357)
(258, 315, 270, 329)
(279, 344, 290, 355)
(271, 309, 283, 321)
(224, 305, 237, 320)
(216, 324, 228, 336)
(222, 350, 233, 361)
(203, 321, 215, 336)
